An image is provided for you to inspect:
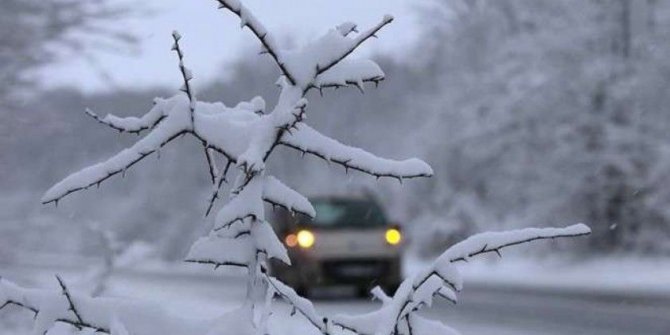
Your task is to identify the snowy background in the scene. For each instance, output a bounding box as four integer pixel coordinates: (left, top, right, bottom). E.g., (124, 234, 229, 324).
(2, 0, 670, 334)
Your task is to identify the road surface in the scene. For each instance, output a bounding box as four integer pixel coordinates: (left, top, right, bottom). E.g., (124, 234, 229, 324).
(1, 266, 669, 334)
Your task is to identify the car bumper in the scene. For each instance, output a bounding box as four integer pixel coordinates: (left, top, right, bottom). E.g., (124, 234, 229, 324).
(271, 254, 402, 289)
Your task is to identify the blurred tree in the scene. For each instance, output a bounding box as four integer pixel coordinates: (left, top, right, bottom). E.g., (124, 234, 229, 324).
(0, 0, 136, 264)
(411, 0, 670, 254)
(0, 0, 135, 107)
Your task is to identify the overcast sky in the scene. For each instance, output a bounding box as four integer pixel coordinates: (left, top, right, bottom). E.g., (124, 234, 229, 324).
(39, 0, 424, 93)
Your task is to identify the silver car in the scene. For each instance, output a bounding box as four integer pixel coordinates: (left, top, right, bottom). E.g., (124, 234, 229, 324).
(270, 196, 403, 297)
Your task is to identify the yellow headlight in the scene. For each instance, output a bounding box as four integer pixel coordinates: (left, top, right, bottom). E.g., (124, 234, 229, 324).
(385, 228, 402, 245)
(297, 230, 315, 248)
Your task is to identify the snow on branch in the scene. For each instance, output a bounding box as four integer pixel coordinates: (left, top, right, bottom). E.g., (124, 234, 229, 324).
(332, 288, 460, 335)
(171, 30, 197, 125)
(214, 176, 265, 231)
(55, 276, 86, 329)
(443, 223, 592, 263)
(84, 99, 167, 134)
(280, 124, 433, 180)
(312, 59, 385, 93)
(0, 278, 230, 335)
(204, 147, 220, 184)
(188, 220, 289, 268)
(185, 234, 253, 269)
(232, 93, 307, 177)
(204, 159, 233, 216)
(280, 17, 393, 90)
(215, 0, 391, 91)
(313, 15, 394, 78)
(332, 224, 591, 335)
(212, 175, 314, 231)
(43, 72, 272, 206)
(0, 277, 111, 334)
(38, 3, 593, 335)
(264, 275, 328, 334)
(43, 34, 278, 206)
(263, 175, 316, 218)
(214, 0, 297, 85)
(42, 96, 192, 205)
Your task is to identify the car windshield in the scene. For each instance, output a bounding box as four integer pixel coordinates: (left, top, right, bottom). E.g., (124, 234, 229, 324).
(302, 199, 387, 228)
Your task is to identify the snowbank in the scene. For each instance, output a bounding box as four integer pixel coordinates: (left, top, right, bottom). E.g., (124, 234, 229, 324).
(405, 254, 670, 299)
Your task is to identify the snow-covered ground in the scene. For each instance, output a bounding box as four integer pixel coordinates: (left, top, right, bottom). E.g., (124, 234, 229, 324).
(2, 255, 670, 335)
(405, 254, 670, 300)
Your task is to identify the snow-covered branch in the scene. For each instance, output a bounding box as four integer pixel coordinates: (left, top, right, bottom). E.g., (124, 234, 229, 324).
(312, 59, 385, 93)
(42, 96, 192, 205)
(188, 219, 289, 269)
(262, 175, 315, 218)
(204, 159, 232, 216)
(232, 93, 308, 177)
(55, 276, 87, 329)
(45, 2, 408, 209)
(212, 175, 315, 232)
(1, 277, 111, 333)
(332, 224, 591, 335)
(0, 277, 245, 335)
(171, 30, 197, 125)
(313, 15, 393, 78)
(185, 234, 254, 269)
(214, 0, 391, 93)
(214, 0, 297, 85)
(83, 99, 167, 134)
(264, 274, 329, 334)
(280, 124, 434, 180)
(444, 223, 592, 263)
(204, 147, 220, 185)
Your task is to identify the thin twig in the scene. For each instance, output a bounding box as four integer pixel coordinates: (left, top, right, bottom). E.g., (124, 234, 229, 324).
(171, 31, 197, 125)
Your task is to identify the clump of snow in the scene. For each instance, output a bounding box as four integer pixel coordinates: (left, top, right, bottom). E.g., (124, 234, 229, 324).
(313, 59, 384, 89)
(263, 176, 316, 218)
(186, 234, 254, 268)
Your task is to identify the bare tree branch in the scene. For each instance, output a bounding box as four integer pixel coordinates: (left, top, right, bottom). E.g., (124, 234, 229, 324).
(42, 128, 188, 205)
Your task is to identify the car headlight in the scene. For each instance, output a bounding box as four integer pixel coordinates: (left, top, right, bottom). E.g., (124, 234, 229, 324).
(385, 228, 402, 245)
(297, 230, 315, 248)
(284, 233, 298, 248)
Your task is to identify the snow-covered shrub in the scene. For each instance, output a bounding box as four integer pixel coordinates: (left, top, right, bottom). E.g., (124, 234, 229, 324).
(0, 1, 590, 334)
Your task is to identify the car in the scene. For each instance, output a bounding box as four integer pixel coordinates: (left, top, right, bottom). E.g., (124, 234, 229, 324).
(269, 195, 403, 297)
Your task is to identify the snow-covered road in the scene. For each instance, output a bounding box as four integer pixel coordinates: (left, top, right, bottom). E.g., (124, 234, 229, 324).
(115, 270, 670, 334)
(2, 267, 669, 334)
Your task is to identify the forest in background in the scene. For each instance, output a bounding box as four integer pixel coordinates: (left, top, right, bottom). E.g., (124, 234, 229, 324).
(2, 0, 670, 261)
